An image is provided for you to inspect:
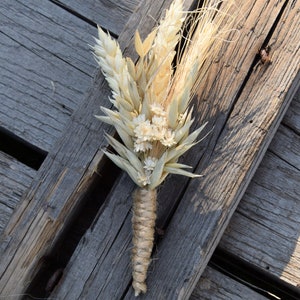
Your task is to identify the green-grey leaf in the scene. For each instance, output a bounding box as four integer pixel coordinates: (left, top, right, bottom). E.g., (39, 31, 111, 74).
(114, 124, 134, 150)
(165, 162, 192, 169)
(174, 118, 194, 143)
(165, 143, 196, 163)
(103, 151, 141, 186)
(164, 166, 202, 178)
(94, 115, 114, 125)
(105, 134, 143, 173)
(100, 106, 120, 121)
(149, 152, 167, 189)
(181, 122, 207, 145)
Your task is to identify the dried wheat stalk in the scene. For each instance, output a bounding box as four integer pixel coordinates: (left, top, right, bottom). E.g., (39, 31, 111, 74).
(93, 0, 240, 296)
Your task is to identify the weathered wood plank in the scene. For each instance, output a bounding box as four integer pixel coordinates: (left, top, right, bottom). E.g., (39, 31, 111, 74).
(283, 88, 300, 132)
(190, 267, 268, 300)
(57, 0, 142, 35)
(0, 152, 35, 234)
(219, 97, 300, 286)
(50, 1, 300, 299)
(0, 0, 96, 152)
(0, 0, 196, 297)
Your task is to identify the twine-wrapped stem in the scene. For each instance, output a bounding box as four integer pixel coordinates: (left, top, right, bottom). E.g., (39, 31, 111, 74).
(132, 188, 157, 296)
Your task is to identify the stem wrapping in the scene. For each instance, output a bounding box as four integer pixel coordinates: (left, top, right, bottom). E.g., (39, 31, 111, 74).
(131, 188, 157, 296)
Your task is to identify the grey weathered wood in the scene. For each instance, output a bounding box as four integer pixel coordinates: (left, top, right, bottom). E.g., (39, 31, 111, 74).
(0, 0, 196, 297)
(0, 0, 97, 152)
(283, 88, 300, 133)
(220, 155, 300, 286)
(58, 0, 142, 35)
(190, 267, 268, 300)
(51, 172, 136, 299)
(0, 152, 35, 234)
(219, 94, 300, 286)
(50, 1, 300, 299)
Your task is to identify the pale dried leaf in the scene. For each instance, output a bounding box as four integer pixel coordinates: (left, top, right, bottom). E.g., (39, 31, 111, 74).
(174, 118, 194, 143)
(149, 152, 167, 189)
(134, 31, 144, 57)
(115, 124, 134, 150)
(168, 97, 178, 129)
(105, 134, 143, 172)
(165, 162, 192, 169)
(103, 151, 140, 186)
(167, 143, 196, 162)
(142, 29, 157, 55)
(164, 167, 202, 178)
(94, 115, 113, 125)
(181, 122, 208, 146)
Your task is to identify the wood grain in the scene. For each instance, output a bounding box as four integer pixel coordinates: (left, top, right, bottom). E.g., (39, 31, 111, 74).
(191, 267, 268, 300)
(0, 0, 96, 152)
(0, 152, 35, 234)
(283, 88, 300, 132)
(57, 0, 142, 35)
(220, 94, 300, 286)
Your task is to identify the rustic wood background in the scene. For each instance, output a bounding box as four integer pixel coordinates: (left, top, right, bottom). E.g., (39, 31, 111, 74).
(0, 0, 299, 299)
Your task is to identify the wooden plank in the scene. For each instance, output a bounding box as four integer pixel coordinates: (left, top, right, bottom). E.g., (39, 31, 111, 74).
(0, 152, 35, 234)
(50, 1, 300, 299)
(0, 0, 196, 297)
(0, 0, 96, 152)
(190, 267, 269, 300)
(57, 0, 142, 35)
(283, 88, 300, 132)
(219, 93, 300, 286)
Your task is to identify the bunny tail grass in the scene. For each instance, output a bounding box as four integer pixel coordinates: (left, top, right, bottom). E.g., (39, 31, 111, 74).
(132, 188, 157, 296)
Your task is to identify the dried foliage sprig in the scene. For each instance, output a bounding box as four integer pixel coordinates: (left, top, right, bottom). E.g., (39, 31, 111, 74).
(93, 0, 240, 296)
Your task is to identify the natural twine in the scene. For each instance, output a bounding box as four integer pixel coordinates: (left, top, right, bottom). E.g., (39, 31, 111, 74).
(131, 188, 157, 296)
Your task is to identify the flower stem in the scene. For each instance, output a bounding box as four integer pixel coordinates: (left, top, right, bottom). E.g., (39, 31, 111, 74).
(131, 188, 157, 296)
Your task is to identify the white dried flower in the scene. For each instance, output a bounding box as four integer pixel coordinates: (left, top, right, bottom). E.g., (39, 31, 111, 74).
(134, 120, 153, 141)
(152, 126, 166, 141)
(150, 103, 167, 116)
(161, 129, 176, 147)
(134, 140, 152, 152)
(137, 172, 151, 186)
(133, 114, 146, 124)
(152, 115, 167, 127)
(143, 157, 158, 171)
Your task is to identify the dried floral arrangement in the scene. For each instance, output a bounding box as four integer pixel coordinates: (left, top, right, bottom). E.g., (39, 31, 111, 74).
(93, 0, 239, 296)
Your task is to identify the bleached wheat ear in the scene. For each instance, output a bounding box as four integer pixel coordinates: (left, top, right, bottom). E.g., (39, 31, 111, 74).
(93, 0, 240, 296)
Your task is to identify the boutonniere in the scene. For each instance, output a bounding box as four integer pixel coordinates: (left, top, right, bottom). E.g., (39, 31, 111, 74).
(93, 0, 238, 295)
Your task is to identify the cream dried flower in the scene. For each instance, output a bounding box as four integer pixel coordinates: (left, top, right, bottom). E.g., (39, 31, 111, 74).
(93, 0, 240, 296)
(143, 156, 158, 171)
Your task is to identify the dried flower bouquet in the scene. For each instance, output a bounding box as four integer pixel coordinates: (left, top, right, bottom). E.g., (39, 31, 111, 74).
(93, 0, 238, 296)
